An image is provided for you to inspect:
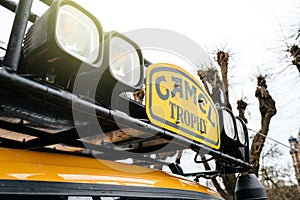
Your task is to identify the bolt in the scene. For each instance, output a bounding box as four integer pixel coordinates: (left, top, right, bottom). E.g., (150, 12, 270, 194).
(198, 99, 204, 104)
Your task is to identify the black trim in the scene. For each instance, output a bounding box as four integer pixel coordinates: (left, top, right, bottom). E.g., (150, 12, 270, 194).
(3, 0, 33, 71)
(0, 180, 223, 200)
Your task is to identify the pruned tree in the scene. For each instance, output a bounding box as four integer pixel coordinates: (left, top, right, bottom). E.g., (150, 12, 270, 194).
(198, 68, 223, 106)
(289, 44, 300, 73)
(197, 51, 237, 200)
(216, 51, 232, 110)
(237, 99, 248, 124)
(215, 51, 236, 199)
(250, 75, 277, 176)
(133, 88, 145, 104)
(199, 67, 233, 199)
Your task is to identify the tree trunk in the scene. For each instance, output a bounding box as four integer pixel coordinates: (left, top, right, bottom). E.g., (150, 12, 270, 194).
(198, 68, 223, 106)
(198, 62, 236, 200)
(216, 51, 232, 110)
(250, 75, 276, 176)
(289, 45, 300, 73)
(237, 99, 248, 123)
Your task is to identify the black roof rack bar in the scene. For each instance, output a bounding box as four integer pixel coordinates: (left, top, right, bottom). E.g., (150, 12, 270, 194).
(0, 0, 38, 23)
(104, 106, 251, 169)
(0, 137, 169, 167)
(21, 123, 120, 150)
(3, 0, 33, 71)
(184, 170, 221, 177)
(0, 120, 171, 167)
(83, 142, 172, 166)
(0, 120, 81, 150)
(0, 137, 23, 148)
(32, 147, 94, 157)
(22, 129, 81, 150)
(0, 117, 183, 162)
(0, 67, 251, 170)
(127, 142, 186, 154)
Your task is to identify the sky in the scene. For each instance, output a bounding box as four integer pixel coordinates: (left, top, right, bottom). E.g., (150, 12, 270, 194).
(74, 0, 300, 142)
(1, 0, 300, 180)
(71, 0, 300, 169)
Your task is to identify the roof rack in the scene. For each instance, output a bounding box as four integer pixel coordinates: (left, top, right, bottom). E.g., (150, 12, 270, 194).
(0, 66, 251, 174)
(0, 0, 252, 179)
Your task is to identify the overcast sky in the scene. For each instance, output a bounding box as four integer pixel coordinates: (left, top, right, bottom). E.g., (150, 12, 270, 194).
(69, 0, 300, 169)
(75, 0, 300, 136)
(73, 0, 300, 156)
(1, 0, 300, 177)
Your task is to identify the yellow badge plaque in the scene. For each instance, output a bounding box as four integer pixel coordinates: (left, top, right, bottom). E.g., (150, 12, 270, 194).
(146, 63, 220, 149)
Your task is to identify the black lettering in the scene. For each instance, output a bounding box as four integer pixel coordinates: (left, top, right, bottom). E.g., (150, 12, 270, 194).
(177, 105, 184, 123)
(197, 116, 201, 131)
(191, 113, 197, 128)
(169, 101, 176, 119)
(185, 80, 196, 105)
(156, 76, 169, 100)
(184, 110, 191, 126)
(198, 94, 207, 114)
(202, 120, 207, 134)
(197, 117, 207, 134)
(171, 77, 183, 98)
(198, 117, 202, 132)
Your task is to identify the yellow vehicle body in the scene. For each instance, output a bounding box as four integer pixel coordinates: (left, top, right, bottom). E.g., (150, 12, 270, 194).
(0, 148, 222, 199)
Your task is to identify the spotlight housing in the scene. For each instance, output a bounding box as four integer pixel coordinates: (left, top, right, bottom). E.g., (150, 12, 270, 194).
(21, 0, 104, 89)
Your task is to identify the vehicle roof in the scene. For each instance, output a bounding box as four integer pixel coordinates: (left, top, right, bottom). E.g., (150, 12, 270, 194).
(0, 148, 221, 198)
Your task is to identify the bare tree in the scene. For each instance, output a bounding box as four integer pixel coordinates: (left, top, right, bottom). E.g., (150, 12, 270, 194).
(250, 75, 277, 176)
(262, 166, 299, 200)
(237, 99, 248, 124)
(198, 68, 223, 106)
(216, 51, 232, 110)
(197, 51, 237, 200)
(260, 143, 299, 199)
(289, 44, 300, 73)
(199, 68, 234, 200)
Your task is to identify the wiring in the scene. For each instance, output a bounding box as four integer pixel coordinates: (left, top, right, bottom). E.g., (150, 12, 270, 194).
(247, 127, 298, 152)
(194, 152, 214, 163)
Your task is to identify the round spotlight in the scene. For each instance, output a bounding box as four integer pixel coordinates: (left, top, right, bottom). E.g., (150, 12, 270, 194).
(235, 117, 248, 146)
(22, 0, 104, 89)
(222, 107, 237, 141)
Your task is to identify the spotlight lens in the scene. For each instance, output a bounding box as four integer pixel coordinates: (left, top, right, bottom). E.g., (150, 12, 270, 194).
(109, 37, 141, 87)
(236, 118, 246, 146)
(56, 5, 99, 64)
(223, 110, 236, 140)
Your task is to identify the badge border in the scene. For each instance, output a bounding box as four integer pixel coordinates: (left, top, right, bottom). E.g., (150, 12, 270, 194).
(146, 64, 220, 149)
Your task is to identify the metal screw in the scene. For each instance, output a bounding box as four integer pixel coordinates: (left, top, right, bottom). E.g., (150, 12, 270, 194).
(174, 83, 180, 88)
